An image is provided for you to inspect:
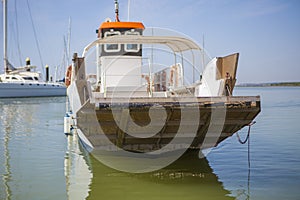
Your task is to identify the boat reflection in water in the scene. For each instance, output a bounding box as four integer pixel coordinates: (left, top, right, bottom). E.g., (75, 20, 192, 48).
(64, 134, 92, 200)
(64, 134, 234, 200)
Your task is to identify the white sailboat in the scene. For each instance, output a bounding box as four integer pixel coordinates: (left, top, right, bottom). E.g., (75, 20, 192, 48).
(0, 0, 66, 98)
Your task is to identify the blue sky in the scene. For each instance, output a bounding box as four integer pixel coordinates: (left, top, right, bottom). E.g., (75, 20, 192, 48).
(1, 0, 300, 83)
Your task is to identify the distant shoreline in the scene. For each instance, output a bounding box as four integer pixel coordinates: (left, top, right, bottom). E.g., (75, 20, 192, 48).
(236, 82, 300, 87)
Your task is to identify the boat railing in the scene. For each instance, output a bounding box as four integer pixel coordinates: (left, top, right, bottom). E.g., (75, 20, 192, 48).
(87, 61, 187, 100)
(152, 63, 184, 92)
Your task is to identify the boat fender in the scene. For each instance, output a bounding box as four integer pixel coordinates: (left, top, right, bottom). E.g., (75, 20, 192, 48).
(64, 113, 71, 135)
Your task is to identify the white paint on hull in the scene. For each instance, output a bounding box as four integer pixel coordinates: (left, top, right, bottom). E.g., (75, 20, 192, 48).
(0, 82, 66, 98)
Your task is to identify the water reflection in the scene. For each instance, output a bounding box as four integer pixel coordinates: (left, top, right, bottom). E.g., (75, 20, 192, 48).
(1, 106, 12, 200)
(65, 134, 234, 200)
(0, 97, 67, 200)
(0, 98, 42, 200)
(0, 99, 34, 200)
(64, 134, 92, 200)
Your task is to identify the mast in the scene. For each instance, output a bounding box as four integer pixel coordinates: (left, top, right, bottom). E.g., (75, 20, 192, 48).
(115, 0, 120, 22)
(67, 17, 72, 66)
(3, 0, 8, 73)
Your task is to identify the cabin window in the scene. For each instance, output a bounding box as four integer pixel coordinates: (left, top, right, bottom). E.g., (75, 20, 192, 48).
(34, 77, 39, 81)
(104, 31, 121, 52)
(12, 77, 18, 80)
(23, 77, 33, 80)
(124, 30, 140, 52)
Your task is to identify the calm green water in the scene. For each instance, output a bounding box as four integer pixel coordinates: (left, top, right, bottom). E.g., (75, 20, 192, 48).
(0, 87, 300, 200)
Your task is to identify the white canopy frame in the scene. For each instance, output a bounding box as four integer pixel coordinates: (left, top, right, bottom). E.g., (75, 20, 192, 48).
(82, 35, 201, 56)
(82, 35, 203, 88)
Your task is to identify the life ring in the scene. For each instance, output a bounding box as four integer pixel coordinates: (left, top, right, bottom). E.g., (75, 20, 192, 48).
(65, 65, 72, 87)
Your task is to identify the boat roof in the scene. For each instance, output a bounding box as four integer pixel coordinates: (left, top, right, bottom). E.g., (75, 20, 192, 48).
(82, 35, 201, 56)
(99, 22, 145, 30)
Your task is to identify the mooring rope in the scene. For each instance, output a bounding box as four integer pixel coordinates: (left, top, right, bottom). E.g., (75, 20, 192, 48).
(236, 121, 256, 168)
(236, 121, 256, 199)
(236, 121, 256, 144)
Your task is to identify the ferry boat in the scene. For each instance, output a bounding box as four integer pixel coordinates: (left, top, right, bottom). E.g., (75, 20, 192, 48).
(0, 0, 66, 98)
(65, 1, 260, 170)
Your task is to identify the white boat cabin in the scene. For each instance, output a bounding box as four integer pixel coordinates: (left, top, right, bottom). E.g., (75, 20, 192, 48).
(69, 20, 239, 101)
(96, 21, 145, 94)
(0, 71, 41, 83)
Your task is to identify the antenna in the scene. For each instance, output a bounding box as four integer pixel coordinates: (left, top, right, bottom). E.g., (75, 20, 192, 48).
(202, 34, 205, 71)
(115, 0, 120, 22)
(127, 0, 130, 21)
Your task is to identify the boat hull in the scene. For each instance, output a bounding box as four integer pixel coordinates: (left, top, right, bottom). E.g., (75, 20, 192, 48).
(75, 96, 261, 154)
(0, 82, 66, 98)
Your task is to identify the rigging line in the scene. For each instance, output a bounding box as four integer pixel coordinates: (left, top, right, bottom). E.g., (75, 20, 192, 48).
(26, 0, 44, 70)
(14, 0, 22, 66)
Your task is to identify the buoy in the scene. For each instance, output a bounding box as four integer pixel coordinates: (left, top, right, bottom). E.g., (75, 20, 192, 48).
(64, 113, 71, 135)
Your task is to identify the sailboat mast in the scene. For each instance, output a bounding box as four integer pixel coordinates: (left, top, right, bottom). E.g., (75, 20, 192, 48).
(3, 0, 8, 73)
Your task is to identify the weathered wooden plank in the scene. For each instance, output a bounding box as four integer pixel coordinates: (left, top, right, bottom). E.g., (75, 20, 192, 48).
(77, 93, 261, 152)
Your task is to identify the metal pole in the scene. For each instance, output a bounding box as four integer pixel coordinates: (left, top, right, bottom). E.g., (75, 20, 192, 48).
(67, 17, 72, 65)
(3, 0, 8, 73)
(115, 0, 120, 22)
(202, 35, 205, 72)
(45, 65, 49, 82)
(127, 0, 130, 21)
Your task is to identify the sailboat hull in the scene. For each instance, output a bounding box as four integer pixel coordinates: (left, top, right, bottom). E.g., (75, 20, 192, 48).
(0, 82, 66, 98)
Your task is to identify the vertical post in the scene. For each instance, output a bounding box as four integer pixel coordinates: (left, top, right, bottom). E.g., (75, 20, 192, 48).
(192, 51, 195, 83)
(3, 0, 8, 73)
(26, 57, 30, 65)
(45, 65, 49, 82)
(96, 44, 101, 87)
(150, 28, 154, 96)
(202, 35, 205, 72)
(127, 0, 130, 21)
(71, 53, 78, 83)
(26, 57, 31, 71)
(115, 0, 120, 22)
